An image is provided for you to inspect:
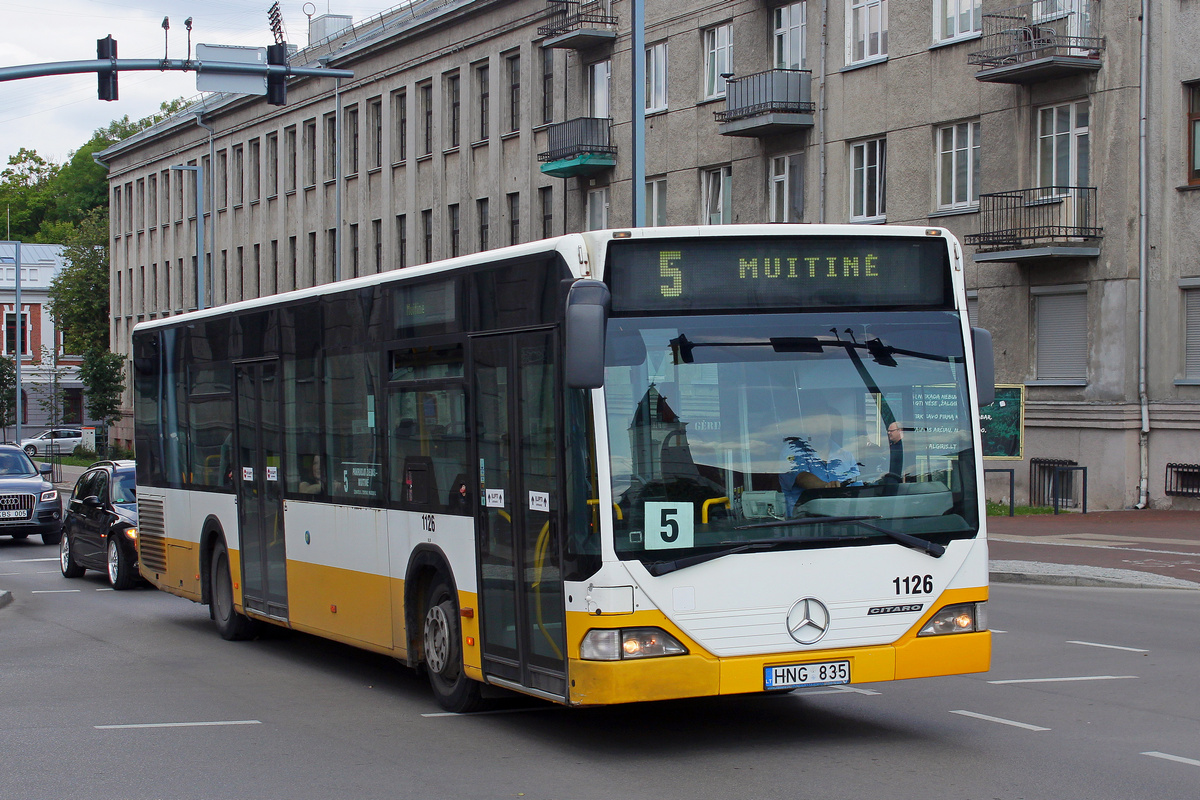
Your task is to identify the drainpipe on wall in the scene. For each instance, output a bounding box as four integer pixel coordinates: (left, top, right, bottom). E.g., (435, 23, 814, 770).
(1136, 0, 1150, 508)
(818, 0, 828, 223)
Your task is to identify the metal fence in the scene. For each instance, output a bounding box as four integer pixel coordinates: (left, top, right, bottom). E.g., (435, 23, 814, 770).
(968, 0, 1104, 69)
(537, 0, 617, 39)
(714, 69, 815, 123)
(537, 117, 615, 163)
(964, 186, 1101, 250)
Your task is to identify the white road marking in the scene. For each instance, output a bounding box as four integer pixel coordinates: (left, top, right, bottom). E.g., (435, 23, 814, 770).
(1067, 640, 1148, 653)
(988, 675, 1138, 685)
(30, 589, 81, 594)
(1141, 751, 1200, 768)
(990, 629, 1008, 634)
(950, 710, 1049, 731)
(422, 707, 556, 718)
(95, 720, 262, 730)
(96, 587, 113, 591)
(6, 557, 60, 563)
(36, 570, 60, 574)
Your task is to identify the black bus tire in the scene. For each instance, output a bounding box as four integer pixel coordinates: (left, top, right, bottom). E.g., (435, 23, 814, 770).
(210, 539, 256, 641)
(423, 579, 483, 713)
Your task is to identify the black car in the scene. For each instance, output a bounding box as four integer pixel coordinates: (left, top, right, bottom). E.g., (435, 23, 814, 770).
(59, 460, 140, 589)
(0, 444, 63, 545)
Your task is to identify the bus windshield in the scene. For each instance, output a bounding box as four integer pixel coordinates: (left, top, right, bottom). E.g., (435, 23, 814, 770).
(602, 310, 980, 570)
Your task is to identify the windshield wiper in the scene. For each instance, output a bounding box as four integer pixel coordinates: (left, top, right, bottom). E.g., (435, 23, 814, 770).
(737, 515, 945, 559)
(646, 541, 782, 576)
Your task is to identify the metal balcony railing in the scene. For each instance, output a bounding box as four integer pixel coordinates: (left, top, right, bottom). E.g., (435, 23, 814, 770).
(968, 0, 1104, 69)
(537, 117, 616, 163)
(537, 0, 617, 39)
(713, 69, 815, 124)
(965, 186, 1101, 251)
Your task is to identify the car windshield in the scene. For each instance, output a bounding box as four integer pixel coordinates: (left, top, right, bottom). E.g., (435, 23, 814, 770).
(0, 450, 37, 476)
(112, 473, 137, 504)
(603, 311, 980, 569)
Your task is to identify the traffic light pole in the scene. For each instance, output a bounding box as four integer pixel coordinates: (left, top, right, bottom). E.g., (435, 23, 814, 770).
(0, 58, 352, 85)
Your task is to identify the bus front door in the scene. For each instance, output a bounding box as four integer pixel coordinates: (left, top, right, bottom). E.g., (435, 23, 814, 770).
(472, 331, 567, 700)
(234, 360, 289, 621)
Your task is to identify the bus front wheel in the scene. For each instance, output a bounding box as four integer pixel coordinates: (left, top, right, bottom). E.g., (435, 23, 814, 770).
(423, 579, 483, 713)
(210, 540, 256, 641)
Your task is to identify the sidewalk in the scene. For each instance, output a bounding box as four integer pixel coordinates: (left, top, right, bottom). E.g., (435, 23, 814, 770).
(987, 509, 1200, 590)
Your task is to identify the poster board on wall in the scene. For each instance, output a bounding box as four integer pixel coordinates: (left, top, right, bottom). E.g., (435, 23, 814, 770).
(980, 384, 1024, 460)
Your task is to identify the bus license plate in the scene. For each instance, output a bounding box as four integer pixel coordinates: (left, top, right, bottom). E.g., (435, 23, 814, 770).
(764, 660, 850, 690)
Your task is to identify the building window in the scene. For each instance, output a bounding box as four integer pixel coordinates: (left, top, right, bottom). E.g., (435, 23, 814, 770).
(368, 97, 383, 169)
(448, 204, 460, 258)
(848, 0, 888, 64)
(541, 48, 554, 125)
(148, 174, 158, 226)
(477, 64, 490, 141)
(266, 133, 278, 196)
(422, 209, 433, 263)
(770, 154, 805, 222)
(774, 2, 806, 70)
(589, 60, 611, 118)
(937, 120, 980, 211)
(421, 83, 434, 155)
(393, 90, 408, 162)
(217, 150, 228, 209)
(508, 192, 520, 245)
(303, 119, 317, 186)
(934, 0, 981, 43)
(539, 186, 553, 238)
(646, 42, 668, 112)
(160, 170, 170, 223)
(1185, 288, 1200, 378)
(1038, 100, 1089, 191)
(587, 187, 610, 231)
(4, 312, 28, 356)
(507, 53, 521, 133)
(1035, 289, 1087, 382)
(704, 24, 733, 99)
(344, 107, 359, 176)
(350, 223, 359, 278)
(324, 114, 337, 180)
(1190, 84, 1200, 185)
(477, 198, 489, 250)
(851, 138, 886, 221)
(373, 219, 382, 273)
(446, 73, 461, 148)
(702, 166, 732, 224)
(284, 126, 297, 192)
(396, 214, 407, 269)
(234, 146, 245, 205)
(646, 178, 667, 226)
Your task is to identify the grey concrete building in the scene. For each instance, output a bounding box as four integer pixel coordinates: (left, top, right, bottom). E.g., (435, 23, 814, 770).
(100, 0, 1199, 510)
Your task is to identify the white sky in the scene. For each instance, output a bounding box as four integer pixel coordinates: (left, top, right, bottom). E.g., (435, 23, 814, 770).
(0, 1, 390, 169)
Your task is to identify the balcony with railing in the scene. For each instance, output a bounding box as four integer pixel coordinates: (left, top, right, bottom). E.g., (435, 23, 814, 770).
(538, 117, 616, 178)
(965, 186, 1102, 261)
(714, 69, 815, 137)
(967, 0, 1104, 84)
(538, 0, 617, 50)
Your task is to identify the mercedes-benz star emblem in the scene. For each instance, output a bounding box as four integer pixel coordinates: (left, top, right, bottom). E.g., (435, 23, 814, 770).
(786, 597, 831, 645)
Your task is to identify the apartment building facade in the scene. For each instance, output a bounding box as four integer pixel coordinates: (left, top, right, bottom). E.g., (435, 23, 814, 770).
(99, 0, 1200, 509)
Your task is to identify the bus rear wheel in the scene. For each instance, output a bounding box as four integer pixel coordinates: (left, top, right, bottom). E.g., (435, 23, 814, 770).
(210, 539, 256, 641)
(423, 579, 482, 713)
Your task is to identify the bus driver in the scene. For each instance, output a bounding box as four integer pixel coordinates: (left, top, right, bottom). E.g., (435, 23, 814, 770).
(779, 404, 861, 515)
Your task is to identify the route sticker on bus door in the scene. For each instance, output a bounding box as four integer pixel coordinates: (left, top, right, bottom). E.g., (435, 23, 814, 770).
(644, 502, 694, 549)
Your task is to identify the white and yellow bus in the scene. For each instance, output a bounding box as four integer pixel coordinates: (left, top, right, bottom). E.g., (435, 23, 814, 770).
(132, 225, 993, 711)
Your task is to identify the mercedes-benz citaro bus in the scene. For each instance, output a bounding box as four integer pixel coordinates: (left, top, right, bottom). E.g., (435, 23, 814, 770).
(132, 225, 993, 712)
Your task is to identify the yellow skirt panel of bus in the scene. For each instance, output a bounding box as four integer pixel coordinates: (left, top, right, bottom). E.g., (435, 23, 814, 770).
(286, 560, 393, 649)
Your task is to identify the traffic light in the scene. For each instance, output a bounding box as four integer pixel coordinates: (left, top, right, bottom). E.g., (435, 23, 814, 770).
(97, 35, 118, 101)
(266, 43, 288, 106)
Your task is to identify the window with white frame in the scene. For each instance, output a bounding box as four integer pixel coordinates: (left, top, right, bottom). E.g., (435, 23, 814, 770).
(704, 24, 733, 99)
(587, 187, 610, 231)
(702, 166, 732, 225)
(937, 120, 980, 211)
(1034, 288, 1087, 382)
(645, 178, 667, 226)
(850, 138, 886, 221)
(4, 311, 29, 356)
(1185, 287, 1200, 379)
(934, 0, 981, 43)
(770, 153, 805, 222)
(774, 2, 806, 70)
(847, 0, 888, 65)
(646, 42, 668, 112)
(589, 60, 611, 118)
(1038, 100, 1089, 192)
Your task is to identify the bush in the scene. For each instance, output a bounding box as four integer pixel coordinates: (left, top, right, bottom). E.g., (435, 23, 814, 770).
(72, 445, 98, 461)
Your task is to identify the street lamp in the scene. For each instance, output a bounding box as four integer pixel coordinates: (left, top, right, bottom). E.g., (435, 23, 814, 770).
(169, 163, 207, 310)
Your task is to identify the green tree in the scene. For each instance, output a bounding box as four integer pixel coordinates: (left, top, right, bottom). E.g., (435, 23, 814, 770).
(29, 346, 72, 435)
(80, 349, 125, 452)
(0, 148, 60, 240)
(47, 208, 110, 354)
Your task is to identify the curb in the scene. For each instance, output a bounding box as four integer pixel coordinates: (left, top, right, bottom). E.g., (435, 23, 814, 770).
(990, 566, 1200, 591)
(0, 589, 11, 610)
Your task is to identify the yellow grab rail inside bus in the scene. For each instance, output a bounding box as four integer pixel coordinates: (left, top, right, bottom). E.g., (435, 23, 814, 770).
(702, 497, 730, 524)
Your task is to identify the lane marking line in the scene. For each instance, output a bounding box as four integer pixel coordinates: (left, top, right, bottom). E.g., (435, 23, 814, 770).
(1067, 640, 1148, 653)
(95, 720, 262, 730)
(1142, 751, 1200, 768)
(30, 589, 81, 594)
(988, 675, 1138, 685)
(96, 587, 114, 591)
(990, 629, 1008, 634)
(6, 557, 60, 563)
(950, 710, 1049, 731)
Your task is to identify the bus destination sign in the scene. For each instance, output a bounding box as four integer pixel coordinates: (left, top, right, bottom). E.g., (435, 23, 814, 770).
(606, 236, 951, 313)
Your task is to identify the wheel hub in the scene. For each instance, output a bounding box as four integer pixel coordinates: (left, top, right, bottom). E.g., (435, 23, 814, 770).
(424, 605, 450, 674)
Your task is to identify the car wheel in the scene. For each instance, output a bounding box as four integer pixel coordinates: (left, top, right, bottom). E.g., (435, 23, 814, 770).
(60, 534, 85, 578)
(210, 539, 256, 640)
(41, 527, 62, 546)
(107, 537, 136, 590)
(423, 578, 483, 713)
(23, 445, 36, 457)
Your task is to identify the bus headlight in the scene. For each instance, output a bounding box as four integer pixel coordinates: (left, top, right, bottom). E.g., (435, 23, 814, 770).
(580, 627, 688, 661)
(918, 602, 987, 636)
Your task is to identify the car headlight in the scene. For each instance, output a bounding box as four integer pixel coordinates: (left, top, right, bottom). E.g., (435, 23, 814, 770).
(580, 627, 688, 661)
(123, 527, 138, 541)
(40, 489, 58, 502)
(918, 602, 987, 636)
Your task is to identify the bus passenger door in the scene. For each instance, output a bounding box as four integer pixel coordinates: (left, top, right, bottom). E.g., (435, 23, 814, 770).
(472, 331, 567, 700)
(234, 360, 288, 620)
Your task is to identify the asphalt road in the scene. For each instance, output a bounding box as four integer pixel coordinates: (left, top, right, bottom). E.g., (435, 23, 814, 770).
(2, 536, 1199, 800)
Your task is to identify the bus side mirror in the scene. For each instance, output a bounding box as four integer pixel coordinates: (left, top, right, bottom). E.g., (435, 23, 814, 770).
(564, 280, 611, 389)
(971, 327, 994, 407)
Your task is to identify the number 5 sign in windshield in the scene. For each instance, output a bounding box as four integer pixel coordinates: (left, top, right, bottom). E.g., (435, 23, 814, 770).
(644, 502, 694, 550)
